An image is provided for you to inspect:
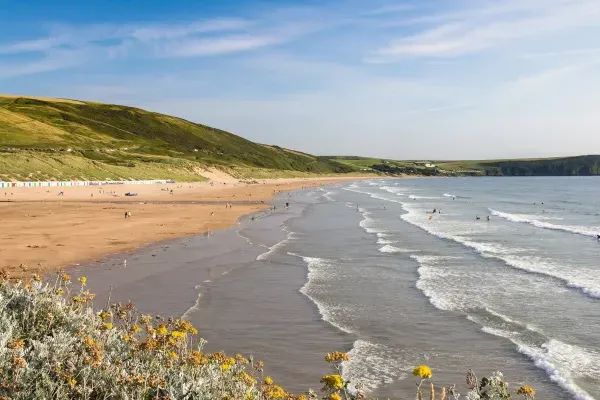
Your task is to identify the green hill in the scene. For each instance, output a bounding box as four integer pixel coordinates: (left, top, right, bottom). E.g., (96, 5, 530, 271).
(0, 95, 354, 181)
(326, 156, 600, 177)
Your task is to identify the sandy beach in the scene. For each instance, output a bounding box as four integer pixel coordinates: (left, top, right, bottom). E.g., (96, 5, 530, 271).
(0, 173, 367, 277)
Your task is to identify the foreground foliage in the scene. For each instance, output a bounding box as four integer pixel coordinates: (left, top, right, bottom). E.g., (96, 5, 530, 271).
(0, 272, 536, 399)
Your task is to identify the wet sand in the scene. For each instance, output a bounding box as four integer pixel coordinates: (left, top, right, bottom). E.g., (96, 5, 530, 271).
(0, 175, 366, 277)
(67, 190, 349, 394)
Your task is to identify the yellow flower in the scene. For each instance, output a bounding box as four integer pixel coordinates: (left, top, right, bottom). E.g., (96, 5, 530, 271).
(320, 374, 344, 390)
(264, 376, 274, 385)
(262, 384, 286, 398)
(168, 351, 179, 359)
(60, 273, 71, 282)
(329, 394, 342, 400)
(157, 324, 168, 336)
(31, 273, 42, 282)
(78, 276, 87, 285)
(104, 322, 114, 330)
(171, 331, 186, 339)
(99, 311, 111, 321)
(130, 324, 141, 333)
(413, 365, 432, 379)
(240, 372, 256, 386)
(325, 351, 350, 362)
(517, 385, 535, 398)
(56, 288, 64, 295)
(8, 339, 25, 350)
(83, 337, 95, 346)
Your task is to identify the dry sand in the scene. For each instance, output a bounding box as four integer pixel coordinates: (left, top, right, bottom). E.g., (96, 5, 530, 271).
(0, 174, 368, 277)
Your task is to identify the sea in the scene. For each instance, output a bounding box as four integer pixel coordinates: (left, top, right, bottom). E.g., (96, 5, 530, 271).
(78, 177, 600, 400)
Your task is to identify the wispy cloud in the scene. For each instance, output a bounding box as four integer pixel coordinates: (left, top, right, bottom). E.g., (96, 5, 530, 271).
(520, 47, 600, 59)
(369, 0, 600, 61)
(0, 9, 325, 76)
(165, 35, 281, 57)
(130, 19, 250, 42)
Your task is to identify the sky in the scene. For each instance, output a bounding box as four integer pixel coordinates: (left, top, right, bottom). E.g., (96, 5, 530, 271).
(1, 0, 600, 160)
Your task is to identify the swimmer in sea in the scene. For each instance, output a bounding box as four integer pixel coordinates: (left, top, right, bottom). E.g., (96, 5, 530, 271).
(476, 215, 481, 220)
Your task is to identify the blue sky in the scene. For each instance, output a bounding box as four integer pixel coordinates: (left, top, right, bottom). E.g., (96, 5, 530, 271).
(2, 0, 600, 159)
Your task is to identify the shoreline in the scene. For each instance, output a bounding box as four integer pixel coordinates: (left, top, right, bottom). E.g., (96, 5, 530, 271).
(0, 175, 373, 278)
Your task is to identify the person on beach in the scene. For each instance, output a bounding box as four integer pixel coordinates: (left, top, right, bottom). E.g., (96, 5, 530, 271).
(476, 215, 481, 220)
(487, 216, 490, 221)
(433, 208, 437, 213)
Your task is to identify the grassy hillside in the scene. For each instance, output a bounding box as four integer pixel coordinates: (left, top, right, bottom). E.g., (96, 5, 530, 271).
(327, 156, 600, 177)
(0, 95, 354, 181)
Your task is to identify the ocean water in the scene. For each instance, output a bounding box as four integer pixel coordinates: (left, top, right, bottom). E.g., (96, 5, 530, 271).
(78, 177, 600, 399)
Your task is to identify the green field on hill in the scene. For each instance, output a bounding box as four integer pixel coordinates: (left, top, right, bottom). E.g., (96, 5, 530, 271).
(1, 94, 599, 181)
(0, 95, 354, 181)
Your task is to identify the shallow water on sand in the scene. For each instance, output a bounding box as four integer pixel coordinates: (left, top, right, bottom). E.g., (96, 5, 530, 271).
(77, 178, 600, 399)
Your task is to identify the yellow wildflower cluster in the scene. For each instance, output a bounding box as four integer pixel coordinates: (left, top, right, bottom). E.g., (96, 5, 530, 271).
(171, 330, 186, 339)
(221, 357, 236, 371)
(99, 311, 111, 321)
(262, 384, 287, 399)
(7, 339, 25, 350)
(325, 351, 350, 363)
(188, 350, 208, 366)
(329, 393, 342, 400)
(175, 319, 199, 335)
(413, 365, 433, 379)
(517, 385, 536, 398)
(264, 376, 274, 385)
(77, 276, 87, 285)
(320, 374, 344, 390)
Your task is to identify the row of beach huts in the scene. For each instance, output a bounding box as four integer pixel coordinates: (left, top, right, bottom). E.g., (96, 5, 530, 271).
(0, 179, 175, 188)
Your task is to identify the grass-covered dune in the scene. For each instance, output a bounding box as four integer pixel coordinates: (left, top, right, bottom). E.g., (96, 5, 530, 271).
(0, 271, 538, 400)
(0, 95, 354, 181)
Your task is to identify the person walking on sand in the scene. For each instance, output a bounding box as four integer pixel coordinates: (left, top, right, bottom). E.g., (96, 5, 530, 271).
(487, 216, 490, 221)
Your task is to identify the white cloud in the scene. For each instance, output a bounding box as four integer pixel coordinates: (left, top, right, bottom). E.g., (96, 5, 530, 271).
(370, 0, 600, 60)
(130, 19, 250, 42)
(165, 35, 282, 57)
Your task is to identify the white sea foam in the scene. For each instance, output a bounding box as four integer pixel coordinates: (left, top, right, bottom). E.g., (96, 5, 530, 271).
(380, 186, 407, 196)
(443, 193, 456, 198)
(467, 313, 599, 400)
(378, 245, 413, 253)
(377, 238, 398, 245)
(256, 229, 298, 261)
(342, 339, 409, 394)
(376, 232, 394, 238)
(358, 209, 387, 234)
(181, 284, 203, 320)
(401, 203, 600, 300)
(516, 340, 598, 400)
(489, 209, 598, 238)
(296, 255, 353, 334)
(412, 255, 464, 311)
(408, 195, 440, 200)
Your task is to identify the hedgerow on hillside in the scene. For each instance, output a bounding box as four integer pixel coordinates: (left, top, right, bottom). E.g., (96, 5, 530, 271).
(0, 271, 536, 399)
